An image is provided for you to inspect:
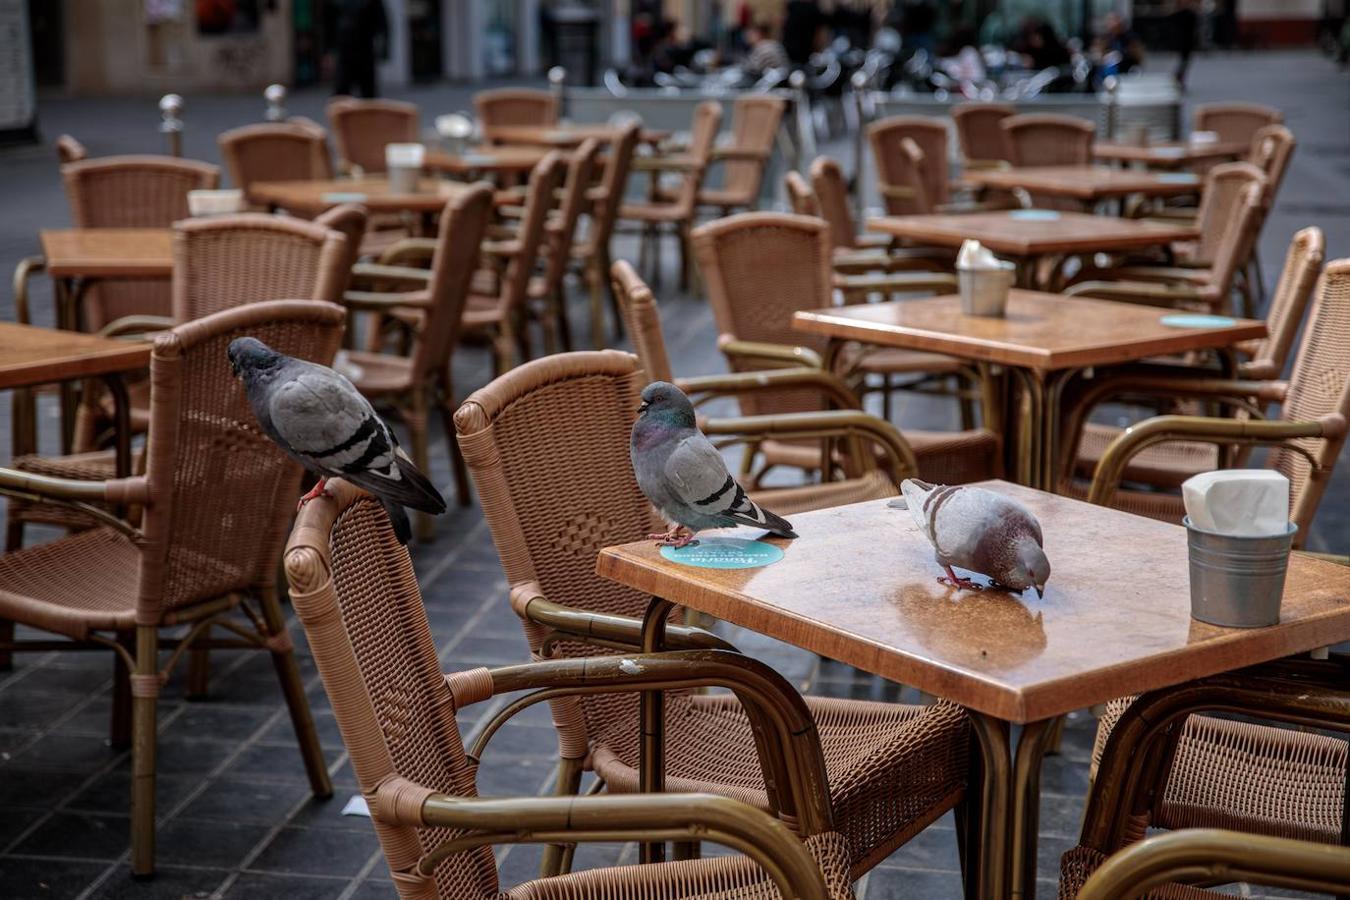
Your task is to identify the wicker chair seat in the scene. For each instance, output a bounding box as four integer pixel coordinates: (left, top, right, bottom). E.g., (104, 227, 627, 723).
(1059, 845, 1218, 899)
(619, 201, 686, 223)
(849, 347, 967, 377)
(759, 428, 1000, 486)
(464, 294, 506, 328)
(0, 527, 141, 637)
(1074, 422, 1219, 487)
(698, 186, 755, 208)
(339, 350, 414, 396)
(505, 831, 855, 899)
(1059, 480, 1185, 525)
(591, 693, 969, 874)
(749, 470, 897, 516)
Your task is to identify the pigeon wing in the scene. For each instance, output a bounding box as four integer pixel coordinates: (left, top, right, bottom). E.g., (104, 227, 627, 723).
(664, 434, 795, 536)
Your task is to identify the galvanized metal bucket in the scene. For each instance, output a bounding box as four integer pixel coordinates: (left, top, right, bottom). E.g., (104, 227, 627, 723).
(958, 264, 1015, 317)
(1184, 516, 1297, 628)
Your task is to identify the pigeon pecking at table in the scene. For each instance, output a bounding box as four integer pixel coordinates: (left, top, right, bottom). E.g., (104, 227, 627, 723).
(228, 337, 446, 544)
(895, 478, 1051, 598)
(631, 381, 797, 549)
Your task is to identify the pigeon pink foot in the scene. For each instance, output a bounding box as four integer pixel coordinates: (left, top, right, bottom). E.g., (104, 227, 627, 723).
(296, 477, 330, 511)
(650, 526, 698, 549)
(938, 565, 983, 591)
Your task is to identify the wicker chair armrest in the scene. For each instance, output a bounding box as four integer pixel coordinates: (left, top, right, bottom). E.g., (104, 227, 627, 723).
(350, 263, 433, 288)
(375, 238, 437, 267)
(853, 233, 892, 250)
(961, 159, 1011, 171)
(678, 368, 860, 412)
(343, 289, 433, 311)
(1103, 265, 1211, 286)
(1141, 208, 1199, 224)
(411, 791, 831, 898)
(1064, 279, 1211, 308)
(508, 582, 736, 652)
(96, 315, 175, 339)
(702, 410, 920, 482)
(710, 147, 771, 163)
(878, 184, 916, 201)
(0, 468, 145, 536)
(1088, 415, 1340, 508)
(717, 336, 824, 371)
(631, 154, 701, 173)
(1077, 829, 1350, 900)
(483, 239, 522, 259)
(13, 255, 45, 325)
(836, 271, 957, 296)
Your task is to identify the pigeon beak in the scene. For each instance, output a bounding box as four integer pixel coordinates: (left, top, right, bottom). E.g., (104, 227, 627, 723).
(637, 402, 649, 414)
(1033, 583, 1045, 600)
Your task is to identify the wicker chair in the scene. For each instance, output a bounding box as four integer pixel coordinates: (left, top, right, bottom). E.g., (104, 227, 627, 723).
(453, 350, 972, 881)
(951, 102, 1014, 168)
(690, 213, 999, 486)
(1065, 227, 1325, 488)
(866, 115, 949, 216)
(474, 87, 559, 143)
(612, 260, 924, 513)
(60, 155, 221, 329)
(1072, 255, 1350, 541)
(56, 133, 87, 163)
(570, 122, 639, 349)
(1241, 124, 1296, 309)
(1000, 113, 1096, 167)
(327, 97, 420, 174)
(466, 152, 567, 374)
(0, 300, 344, 874)
(618, 101, 722, 290)
(784, 170, 818, 217)
(1066, 164, 1268, 315)
(337, 185, 495, 538)
(218, 121, 333, 196)
(1193, 101, 1283, 146)
(284, 477, 854, 899)
(1059, 659, 1350, 899)
(698, 95, 785, 215)
(314, 202, 370, 291)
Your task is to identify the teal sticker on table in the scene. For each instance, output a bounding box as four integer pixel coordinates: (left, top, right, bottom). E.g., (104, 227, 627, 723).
(461, 154, 495, 166)
(1009, 209, 1061, 221)
(660, 537, 785, 569)
(322, 192, 368, 203)
(1156, 172, 1199, 184)
(1160, 313, 1237, 328)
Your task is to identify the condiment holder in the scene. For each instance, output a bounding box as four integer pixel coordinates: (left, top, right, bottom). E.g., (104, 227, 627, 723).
(385, 143, 425, 194)
(187, 189, 244, 217)
(956, 239, 1015, 317)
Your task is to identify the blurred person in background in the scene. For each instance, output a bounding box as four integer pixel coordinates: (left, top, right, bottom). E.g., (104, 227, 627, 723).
(1172, 0, 1199, 87)
(744, 21, 789, 73)
(783, 0, 826, 65)
(332, 0, 388, 97)
(1013, 17, 1071, 70)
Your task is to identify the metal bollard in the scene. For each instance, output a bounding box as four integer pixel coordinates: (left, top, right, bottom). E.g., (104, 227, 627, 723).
(264, 83, 287, 122)
(1102, 76, 1119, 141)
(788, 69, 816, 174)
(850, 69, 868, 215)
(548, 66, 567, 120)
(159, 93, 184, 157)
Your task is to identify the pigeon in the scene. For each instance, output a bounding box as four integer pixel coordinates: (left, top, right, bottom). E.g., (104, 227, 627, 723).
(227, 337, 446, 543)
(630, 381, 796, 548)
(894, 478, 1050, 598)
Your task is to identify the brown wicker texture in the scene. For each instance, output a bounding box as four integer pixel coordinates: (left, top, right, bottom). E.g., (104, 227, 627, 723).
(315, 202, 371, 287)
(572, 123, 639, 348)
(218, 121, 333, 193)
(0, 300, 344, 873)
(474, 88, 559, 143)
(327, 98, 420, 174)
(810, 157, 862, 251)
(1192, 102, 1283, 146)
(172, 213, 349, 321)
(611, 259, 674, 384)
(699, 95, 786, 212)
(532, 138, 601, 351)
(341, 185, 495, 536)
(284, 480, 854, 899)
(951, 102, 1014, 164)
(62, 154, 221, 329)
(1001, 112, 1095, 166)
(784, 170, 820, 217)
(56, 134, 88, 163)
(618, 101, 722, 290)
(1189, 161, 1266, 267)
(454, 350, 971, 878)
(466, 152, 566, 374)
(867, 115, 949, 216)
(1248, 124, 1295, 205)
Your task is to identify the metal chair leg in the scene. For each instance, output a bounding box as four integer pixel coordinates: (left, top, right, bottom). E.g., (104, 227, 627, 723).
(259, 586, 332, 799)
(130, 625, 159, 877)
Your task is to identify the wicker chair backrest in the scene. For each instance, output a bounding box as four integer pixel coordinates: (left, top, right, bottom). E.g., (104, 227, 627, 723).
(952, 102, 1014, 163)
(1001, 113, 1095, 167)
(867, 115, 948, 215)
(218, 122, 333, 191)
(327, 98, 420, 174)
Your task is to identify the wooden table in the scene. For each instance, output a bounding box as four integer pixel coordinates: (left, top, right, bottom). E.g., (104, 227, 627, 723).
(963, 165, 1202, 204)
(597, 486, 1350, 899)
(0, 321, 152, 476)
(794, 291, 1266, 488)
(247, 177, 470, 218)
(423, 145, 553, 177)
(868, 211, 1198, 288)
(485, 123, 669, 148)
(1093, 140, 1248, 169)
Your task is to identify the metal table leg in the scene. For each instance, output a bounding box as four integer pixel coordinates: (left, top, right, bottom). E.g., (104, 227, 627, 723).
(969, 713, 1012, 899)
(1011, 718, 1060, 900)
(638, 595, 675, 864)
(104, 373, 132, 477)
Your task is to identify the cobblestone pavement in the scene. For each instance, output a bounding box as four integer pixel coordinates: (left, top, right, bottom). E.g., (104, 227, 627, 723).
(0, 50, 1345, 899)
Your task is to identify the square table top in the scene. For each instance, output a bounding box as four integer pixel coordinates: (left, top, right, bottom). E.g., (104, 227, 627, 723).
(485, 123, 669, 147)
(792, 290, 1266, 371)
(41, 228, 173, 279)
(0, 321, 151, 388)
(867, 210, 1198, 257)
(963, 165, 1202, 200)
(1093, 140, 1249, 167)
(423, 145, 554, 175)
(247, 177, 470, 215)
(596, 485, 1350, 723)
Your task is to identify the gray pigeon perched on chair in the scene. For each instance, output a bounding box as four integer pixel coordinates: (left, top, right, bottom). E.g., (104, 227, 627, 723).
(896, 478, 1050, 598)
(631, 381, 796, 548)
(228, 337, 445, 544)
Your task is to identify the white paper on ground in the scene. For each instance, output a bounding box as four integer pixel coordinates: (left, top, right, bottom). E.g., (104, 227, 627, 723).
(1182, 469, 1290, 536)
(341, 795, 371, 817)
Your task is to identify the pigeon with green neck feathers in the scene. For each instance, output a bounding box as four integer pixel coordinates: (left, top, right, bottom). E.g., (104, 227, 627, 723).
(630, 381, 797, 548)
